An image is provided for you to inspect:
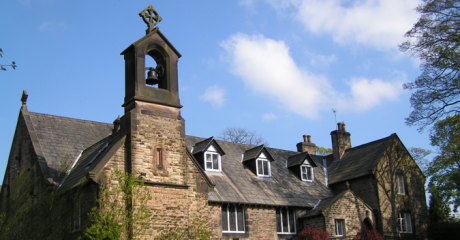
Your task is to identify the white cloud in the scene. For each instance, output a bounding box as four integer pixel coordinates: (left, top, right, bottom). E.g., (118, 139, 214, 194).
(220, 33, 403, 118)
(38, 21, 66, 31)
(200, 85, 227, 108)
(265, 0, 421, 50)
(262, 113, 278, 121)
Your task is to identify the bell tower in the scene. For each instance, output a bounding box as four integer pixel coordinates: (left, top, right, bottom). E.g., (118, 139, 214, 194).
(120, 5, 186, 184)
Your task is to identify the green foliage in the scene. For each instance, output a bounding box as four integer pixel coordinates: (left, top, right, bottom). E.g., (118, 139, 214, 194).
(0, 170, 72, 239)
(428, 181, 450, 223)
(409, 147, 432, 175)
(157, 209, 214, 240)
(400, 0, 460, 129)
(429, 114, 460, 210)
(315, 146, 332, 156)
(427, 221, 460, 240)
(353, 230, 384, 240)
(80, 170, 153, 240)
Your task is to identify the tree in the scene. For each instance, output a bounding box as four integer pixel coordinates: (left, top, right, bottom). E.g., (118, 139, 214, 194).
(315, 146, 332, 156)
(428, 114, 460, 211)
(428, 180, 450, 223)
(409, 147, 432, 174)
(400, 0, 460, 129)
(0, 48, 16, 71)
(218, 126, 268, 146)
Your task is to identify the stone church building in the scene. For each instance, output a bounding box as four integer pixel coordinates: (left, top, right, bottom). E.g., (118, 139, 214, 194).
(0, 6, 428, 240)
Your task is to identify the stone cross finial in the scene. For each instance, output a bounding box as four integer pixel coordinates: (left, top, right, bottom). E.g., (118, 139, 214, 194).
(139, 5, 162, 35)
(21, 90, 28, 106)
(346, 181, 350, 189)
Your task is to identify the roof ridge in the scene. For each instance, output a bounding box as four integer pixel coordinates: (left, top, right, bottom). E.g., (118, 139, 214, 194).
(345, 134, 393, 152)
(29, 112, 112, 125)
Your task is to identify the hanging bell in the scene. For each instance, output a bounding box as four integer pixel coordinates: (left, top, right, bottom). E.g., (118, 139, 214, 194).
(145, 67, 160, 85)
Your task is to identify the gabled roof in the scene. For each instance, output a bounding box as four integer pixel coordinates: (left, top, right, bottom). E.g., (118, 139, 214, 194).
(58, 134, 123, 192)
(287, 152, 318, 168)
(242, 145, 275, 162)
(327, 134, 394, 185)
(191, 137, 225, 156)
(27, 112, 113, 183)
(186, 136, 332, 207)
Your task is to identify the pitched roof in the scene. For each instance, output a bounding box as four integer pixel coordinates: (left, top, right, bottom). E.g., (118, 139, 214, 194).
(191, 137, 225, 156)
(58, 134, 122, 192)
(242, 145, 274, 162)
(28, 112, 113, 183)
(300, 190, 350, 218)
(327, 134, 394, 185)
(186, 136, 332, 207)
(287, 152, 318, 168)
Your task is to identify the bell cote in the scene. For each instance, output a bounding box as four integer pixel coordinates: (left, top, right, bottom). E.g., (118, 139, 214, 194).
(121, 5, 182, 111)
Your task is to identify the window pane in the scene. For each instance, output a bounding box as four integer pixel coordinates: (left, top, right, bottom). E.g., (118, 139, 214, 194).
(307, 167, 312, 180)
(406, 213, 412, 233)
(276, 209, 281, 232)
(222, 205, 228, 231)
(229, 205, 236, 231)
(206, 154, 211, 162)
(289, 209, 295, 233)
(263, 161, 269, 175)
(282, 208, 288, 232)
(257, 160, 263, 175)
(237, 206, 244, 231)
(213, 154, 219, 170)
(206, 162, 212, 170)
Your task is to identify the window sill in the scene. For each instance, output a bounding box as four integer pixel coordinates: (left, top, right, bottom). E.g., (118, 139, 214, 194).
(204, 170, 223, 175)
(222, 232, 249, 238)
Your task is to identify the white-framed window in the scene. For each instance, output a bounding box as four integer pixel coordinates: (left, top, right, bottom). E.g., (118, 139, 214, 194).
(276, 208, 296, 234)
(222, 204, 245, 233)
(399, 213, 412, 233)
(396, 174, 405, 195)
(256, 153, 271, 177)
(71, 197, 81, 232)
(204, 145, 221, 172)
(335, 219, 345, 237)
(301, 162, 314, 182)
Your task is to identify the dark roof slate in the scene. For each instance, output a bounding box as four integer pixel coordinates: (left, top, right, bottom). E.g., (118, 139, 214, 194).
(28, 112, 113, 183)
(300, 190, 350, 218)
(58, 134, 121, 192)
(287, 152, 318, 168)
(186, 136, 332, 207)
(327, 134, 394, 185)
(191, 137, 225, 156)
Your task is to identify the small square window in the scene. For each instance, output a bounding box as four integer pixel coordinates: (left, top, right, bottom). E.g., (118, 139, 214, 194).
(335, 219, 345, 237)
(205, 152, 220, 172)
(257, 159, 270, 177)
(399, 213, 412, 233)
(301, 163, 314, 182)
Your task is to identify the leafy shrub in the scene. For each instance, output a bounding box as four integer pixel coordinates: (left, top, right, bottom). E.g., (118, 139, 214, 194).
(295, 228, 329, 240)
(353, 230, 384, 240)
(428, 221, 460, 240)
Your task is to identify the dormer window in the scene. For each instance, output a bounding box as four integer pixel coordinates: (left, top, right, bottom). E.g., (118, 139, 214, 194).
(301, 162, 314, 181)
(287, 152, 317, 182)
(205, 146, 221, 172)
(257, 153, 271, 177)
(191, 137, 225, 173)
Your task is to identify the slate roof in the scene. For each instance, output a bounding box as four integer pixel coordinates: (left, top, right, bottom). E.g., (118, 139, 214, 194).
(58, 134, 122, 192)
(327, 134, 394, 185)
(186, 136, 332, 207)
(191, 137, 225, 155)
(28, 112, 113, 183)
(287, 152, 318, 168)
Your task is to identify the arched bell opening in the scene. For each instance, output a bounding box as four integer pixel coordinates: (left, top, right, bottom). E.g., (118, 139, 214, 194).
(362, 217, 373, 231)
(145, 49, 167, 90)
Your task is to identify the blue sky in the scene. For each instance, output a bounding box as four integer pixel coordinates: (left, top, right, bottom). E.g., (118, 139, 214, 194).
(0, 0, 430, 181)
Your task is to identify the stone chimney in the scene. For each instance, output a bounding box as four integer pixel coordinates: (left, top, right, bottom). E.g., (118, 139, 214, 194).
(330, 122, 351, 160)
(296, 135, 316, 155)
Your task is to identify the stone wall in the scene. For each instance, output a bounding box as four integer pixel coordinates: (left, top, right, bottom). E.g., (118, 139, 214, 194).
(302, 215, 325, 231)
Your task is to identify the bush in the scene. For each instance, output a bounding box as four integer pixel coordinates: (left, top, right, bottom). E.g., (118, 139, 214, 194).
(295, 228, 329, 240)
(427, 221, 460, 240)
(353, 230, 384, 240)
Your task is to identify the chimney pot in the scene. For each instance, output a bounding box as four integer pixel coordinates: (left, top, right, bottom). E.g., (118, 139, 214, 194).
(113, 116, 121, 134)
(307, 135, 311, 143)
(303, 135, 308, 143)
(337, 122, 342, 131)
(342, 123, 346, 132)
